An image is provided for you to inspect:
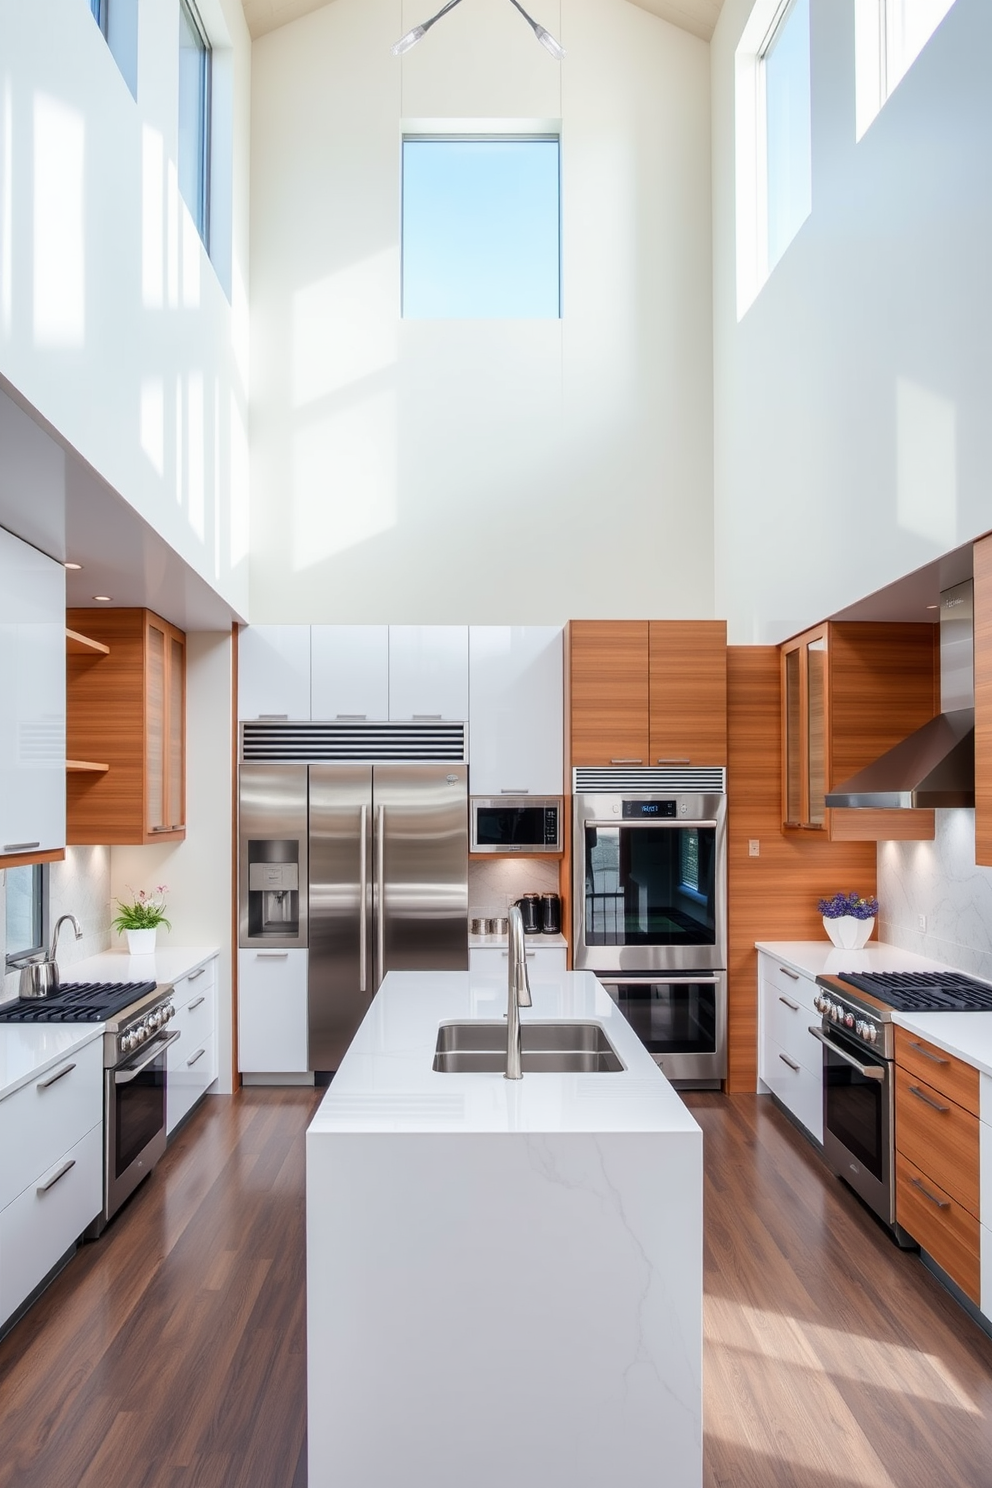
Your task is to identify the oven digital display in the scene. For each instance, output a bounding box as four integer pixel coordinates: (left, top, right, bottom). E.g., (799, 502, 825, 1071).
(622, 800, 677, 818)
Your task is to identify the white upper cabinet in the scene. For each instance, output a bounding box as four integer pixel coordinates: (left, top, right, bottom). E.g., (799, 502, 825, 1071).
(468, 627, 563, 796)
(239, 625, 311, 720)
(388, 626, 469, 722)
(0, 526, 65, 859)
(311, 626, 389, 720)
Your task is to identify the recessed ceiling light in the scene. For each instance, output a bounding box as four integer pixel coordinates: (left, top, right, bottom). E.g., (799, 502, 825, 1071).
(93, 595, 112, 602)
(64, 561, 82, 571)
(926, 604, 938, 610)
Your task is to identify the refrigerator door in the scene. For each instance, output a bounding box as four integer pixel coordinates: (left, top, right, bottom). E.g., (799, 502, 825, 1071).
(373, 763, 468, 987)
(308, 764, 373, 1072)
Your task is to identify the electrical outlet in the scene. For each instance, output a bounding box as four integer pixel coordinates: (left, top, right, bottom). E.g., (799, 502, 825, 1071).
(918, 914, 927, 933)
(748, 839, 760, 857)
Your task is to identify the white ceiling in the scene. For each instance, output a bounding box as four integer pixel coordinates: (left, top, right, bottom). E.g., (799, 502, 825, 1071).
(241, 0, 724, 42)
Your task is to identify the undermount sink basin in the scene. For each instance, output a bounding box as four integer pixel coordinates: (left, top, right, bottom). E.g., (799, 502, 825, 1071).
(432, 1020, 625, 1074)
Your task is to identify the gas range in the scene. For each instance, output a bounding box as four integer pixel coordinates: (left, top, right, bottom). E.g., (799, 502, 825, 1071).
(0, 981, 177, 1065)
(813, 969, 992, 1060)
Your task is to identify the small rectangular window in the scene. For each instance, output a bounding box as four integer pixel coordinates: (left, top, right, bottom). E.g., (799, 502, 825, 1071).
(760, 0, 812, 274)
(402, 136, 561, 319)
(855, 0, 956, 139)
(4, 865, 49, 966)
(178, 0, 211, 249)
(89, 0, 139, 99)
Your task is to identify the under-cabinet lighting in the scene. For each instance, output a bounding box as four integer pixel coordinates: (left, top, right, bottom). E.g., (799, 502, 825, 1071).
(93, 594, 112, 602)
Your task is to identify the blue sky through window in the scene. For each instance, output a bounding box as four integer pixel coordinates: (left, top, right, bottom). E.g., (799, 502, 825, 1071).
(402, 138, 561, 319)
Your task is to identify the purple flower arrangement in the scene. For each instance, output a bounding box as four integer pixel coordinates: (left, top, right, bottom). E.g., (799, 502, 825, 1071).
(817, 891, 878, 921)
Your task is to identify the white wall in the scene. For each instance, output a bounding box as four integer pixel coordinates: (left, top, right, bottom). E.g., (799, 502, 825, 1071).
(879, 811, 992, 981)
(249, 0, 714, 624)
(711, 0, 992, 644)
(0, 0, 251, 617)
(110, 631, 235, 1094)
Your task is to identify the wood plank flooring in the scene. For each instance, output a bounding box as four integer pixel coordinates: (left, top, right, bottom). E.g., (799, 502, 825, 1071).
(2, 1086, 992, 1486)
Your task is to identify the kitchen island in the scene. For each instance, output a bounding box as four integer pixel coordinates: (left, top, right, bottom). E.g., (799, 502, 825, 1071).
(307, 967, 702, 1488)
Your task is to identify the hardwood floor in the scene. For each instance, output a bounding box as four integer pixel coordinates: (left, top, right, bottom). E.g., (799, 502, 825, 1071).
(2, 1087, 992, 1487)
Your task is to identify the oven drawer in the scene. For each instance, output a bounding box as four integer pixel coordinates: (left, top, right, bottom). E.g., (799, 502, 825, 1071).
(895, 1066, 979, 1217)
(0, 1121, 102, 1326)
(761, 1029, 823, 1142)
(894, 1027, 979, 1115)
(895, 1149, 980, 1304)
(0, 1037, 103, 1212)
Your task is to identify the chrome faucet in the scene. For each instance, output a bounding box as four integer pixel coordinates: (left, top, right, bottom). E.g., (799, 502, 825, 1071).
(50, 913, 83, 984)
(505, 904, 533, 1080)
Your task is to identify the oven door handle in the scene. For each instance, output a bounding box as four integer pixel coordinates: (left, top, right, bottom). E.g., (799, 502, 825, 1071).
(114, 1030, 181, 1084)
(583, 819, 718, 830)
(808, 1025, 885, 1080)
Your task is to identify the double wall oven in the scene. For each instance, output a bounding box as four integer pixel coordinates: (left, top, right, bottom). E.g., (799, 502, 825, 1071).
(572, 769, 727, 1086)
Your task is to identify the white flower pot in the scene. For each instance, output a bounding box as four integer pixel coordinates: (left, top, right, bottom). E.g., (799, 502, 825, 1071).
(125, 928, 157, 955)
(823, 915, 874, 950)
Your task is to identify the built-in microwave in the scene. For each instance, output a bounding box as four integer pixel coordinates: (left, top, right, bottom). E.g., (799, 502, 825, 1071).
(470, 797, 562, 854)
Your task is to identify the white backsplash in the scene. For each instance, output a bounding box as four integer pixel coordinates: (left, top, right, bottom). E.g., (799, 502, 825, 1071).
(1, 845, 112, 999)
(468, 858, 561, 921)
(877, 810, 992, 980)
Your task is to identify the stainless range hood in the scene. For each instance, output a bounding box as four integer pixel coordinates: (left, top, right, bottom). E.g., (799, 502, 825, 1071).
(824, 579, 975, 810)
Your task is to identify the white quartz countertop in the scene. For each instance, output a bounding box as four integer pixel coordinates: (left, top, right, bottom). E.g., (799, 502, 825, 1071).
(755, 940, 959, 980)
(468, 932, 567, 949)
(890, 1011, 992, 1081)
(0, 1024, 103, 1102)
(62, 944, 219, 986)
(310, 968, 698, 1136)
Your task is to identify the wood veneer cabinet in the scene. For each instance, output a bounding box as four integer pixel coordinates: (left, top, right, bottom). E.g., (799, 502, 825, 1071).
(566, 620, 727, 769)
(66, 608, 186, 845)
(975, 533, 992, 866)
(780, 622, 937, 841)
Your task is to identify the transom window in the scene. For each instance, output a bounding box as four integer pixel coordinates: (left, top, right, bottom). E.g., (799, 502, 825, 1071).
(178, 0, 212, 248)
(855, 0, 958, 140)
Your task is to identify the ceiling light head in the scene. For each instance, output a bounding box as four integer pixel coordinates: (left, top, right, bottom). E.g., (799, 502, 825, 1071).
(93, 595, 112, 603)
(64, 561, 82, 571)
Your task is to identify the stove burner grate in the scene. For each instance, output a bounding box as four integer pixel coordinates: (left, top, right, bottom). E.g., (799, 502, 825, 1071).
(0, 981, 158, 1024)
(837, 970, 992, 1013)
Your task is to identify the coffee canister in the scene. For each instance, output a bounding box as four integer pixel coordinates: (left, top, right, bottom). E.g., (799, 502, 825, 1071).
(541, 893, 562, 935)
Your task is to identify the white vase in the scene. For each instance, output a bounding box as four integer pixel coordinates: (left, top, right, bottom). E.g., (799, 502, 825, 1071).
(125, 927, 157, 955)
(823, 915, 874, 950)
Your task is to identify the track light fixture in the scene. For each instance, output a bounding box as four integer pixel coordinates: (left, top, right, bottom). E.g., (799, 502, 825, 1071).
(392, 0, 564, 58)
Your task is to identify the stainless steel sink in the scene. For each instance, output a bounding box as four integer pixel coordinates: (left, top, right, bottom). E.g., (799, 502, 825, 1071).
(432, 1020, 625, 1073)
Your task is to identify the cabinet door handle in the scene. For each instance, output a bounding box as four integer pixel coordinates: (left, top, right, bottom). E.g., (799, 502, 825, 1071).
(255, 952, 289, 959)
(778, 996, 799, 1012)
(37, 1158, 76, 1194)
(778, 967, 800, 980)
(501, 950, 536, 958)
(656, 758, 690, 765)
(910, 1175, 950, 1210)
(359, 802, 368, 993)
(4, 841, 40, 852)
(37, 1061, 77, 1090)
(500, 788, 529, 794)
(258, 713, 289, 719)
(908, 1040, 949, 1065)
(778, 1053, 800, 1072)
(413, 714, 443, 720)
(187, 1047, 206, 1068)
(189, 995, 206, 1011)
(610, 758, 642, 765)
(336, 714, 367, 720)
(151, 824, 179, 833)
(908, 1084, 950, 1114)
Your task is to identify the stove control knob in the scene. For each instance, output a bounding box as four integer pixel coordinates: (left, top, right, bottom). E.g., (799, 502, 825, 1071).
(813, 994, 823, 1013)
(830, 1004, 841, 1022)
(819, 998, 830, 1018)
(844, 1013, 855, 1029)
(164, 1002, 175, 1022)
(135, 1023, 149, 1044)
(120, 1032, 131, 1053)
(148, 1009, 162, 1030)
(868, 1025, 878, 1044)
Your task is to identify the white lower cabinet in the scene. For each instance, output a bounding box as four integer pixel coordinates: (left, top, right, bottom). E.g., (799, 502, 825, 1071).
(469, 945, 568, 978)
(757, 952, 823, 1143)
(239, 948, 309, 1074)
(167, 957, 219, 1134)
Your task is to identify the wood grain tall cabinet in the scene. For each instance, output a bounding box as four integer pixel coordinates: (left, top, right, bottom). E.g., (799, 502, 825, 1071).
(66, 609, 186, 845)
(975, 534, 992, 866)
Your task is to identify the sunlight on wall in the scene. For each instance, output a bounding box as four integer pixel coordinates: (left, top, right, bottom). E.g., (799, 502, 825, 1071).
(182, 212, 201, 310)
(292, 251, 399, 407)
(33, 93, 85, 348)
(896, 376, 957, 548)
(291, 390, 397, 569)
(140, 375, 165, 474)
(229, 389, 249, 569)
(167, 159, 180, 310)
(142, 125, 164, 309)
(2, 82, 11, 337)
(187, 370, 205, 539)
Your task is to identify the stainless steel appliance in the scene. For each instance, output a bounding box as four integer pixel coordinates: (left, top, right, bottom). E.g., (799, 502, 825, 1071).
(470, 796, 562, 853)
(812, 969, 992, 1240)
(572, 767, 728, 1086)
(239, 740, 469, 1072)
(0, 979, 178, 1234)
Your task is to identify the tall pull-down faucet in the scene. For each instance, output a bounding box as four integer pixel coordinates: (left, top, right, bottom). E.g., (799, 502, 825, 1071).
(50, 913, 83, 984)
(505, 903, 533, 1080)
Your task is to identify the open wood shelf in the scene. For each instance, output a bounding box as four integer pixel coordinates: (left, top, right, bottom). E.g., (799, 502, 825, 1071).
(66, 759, 110, 773)
(66, 628, 110, 657)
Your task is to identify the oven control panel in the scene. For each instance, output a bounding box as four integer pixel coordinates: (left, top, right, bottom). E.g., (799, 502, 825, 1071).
(813, 991, 879, 1045)
(119, 1000, 176, 1055)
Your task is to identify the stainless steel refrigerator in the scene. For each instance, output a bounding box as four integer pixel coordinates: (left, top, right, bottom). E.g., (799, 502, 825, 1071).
(239, 761, 468, 1071)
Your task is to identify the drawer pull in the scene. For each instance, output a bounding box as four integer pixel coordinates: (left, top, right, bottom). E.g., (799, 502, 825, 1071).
(909, 1084, 950, 1114)
(4, 841, 41, 852)
(779, 996, 799, 1011)
(778, 1053, 800, 1072)
(778, 966, 800, 981)
(189, 996, 206, 1011)
(910, 1175, 950, 1210)
(187, 1047, 206, 1068)
(908, 1040, 949, 1065)
(188, 967, 206, 981)
(255, 952, 289, 959)
(501, 950, 536, 958)
(37, 1158, 76, 1194)
(37, 1061, 76, 1090)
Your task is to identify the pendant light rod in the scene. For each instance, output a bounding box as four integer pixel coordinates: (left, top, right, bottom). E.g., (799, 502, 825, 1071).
(392, 0, 564, 58)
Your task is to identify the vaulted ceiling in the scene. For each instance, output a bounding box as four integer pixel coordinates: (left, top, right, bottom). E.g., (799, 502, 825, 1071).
(241, 0, 723, 43)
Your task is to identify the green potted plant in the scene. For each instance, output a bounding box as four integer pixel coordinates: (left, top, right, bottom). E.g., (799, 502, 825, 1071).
(111, 885, 172, 955)
(817, 890, 878, 950)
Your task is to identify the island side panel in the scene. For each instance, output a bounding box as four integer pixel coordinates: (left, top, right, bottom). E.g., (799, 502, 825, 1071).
(307, 1128, 702, 1488)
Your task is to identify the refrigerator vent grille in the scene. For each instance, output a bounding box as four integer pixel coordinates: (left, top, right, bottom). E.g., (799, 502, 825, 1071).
(241, 720, 467, 763)
(572, 767, 726, 794)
